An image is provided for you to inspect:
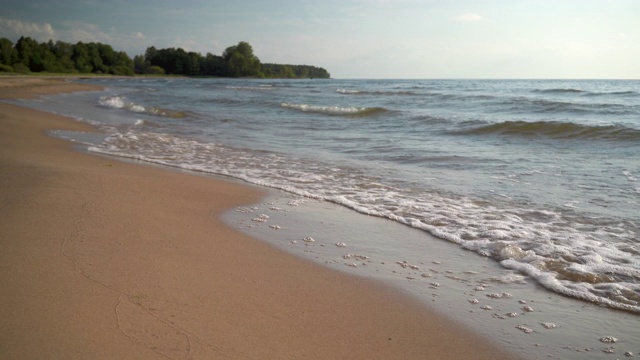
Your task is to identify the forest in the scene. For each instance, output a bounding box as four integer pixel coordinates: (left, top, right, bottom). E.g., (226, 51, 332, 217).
(0, 37, 330, 79)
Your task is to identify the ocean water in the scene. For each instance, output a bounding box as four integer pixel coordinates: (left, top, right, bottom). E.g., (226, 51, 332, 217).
(12, 78, 639, 356)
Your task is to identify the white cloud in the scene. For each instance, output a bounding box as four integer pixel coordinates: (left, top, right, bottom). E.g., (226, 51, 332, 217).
(0, 17, 149, 55)
(454, 13, 483, 22)
(0, 18, 55, 41)
(63, 22, 114, 43)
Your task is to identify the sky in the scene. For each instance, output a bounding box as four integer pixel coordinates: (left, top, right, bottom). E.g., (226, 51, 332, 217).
(1, 0, 638, 79)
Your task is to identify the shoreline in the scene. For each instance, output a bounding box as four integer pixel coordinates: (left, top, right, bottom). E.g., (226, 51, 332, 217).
(0, 78, 519, 359)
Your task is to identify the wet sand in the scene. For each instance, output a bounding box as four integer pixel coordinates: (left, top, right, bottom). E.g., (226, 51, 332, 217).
(0, 77, 519, 359)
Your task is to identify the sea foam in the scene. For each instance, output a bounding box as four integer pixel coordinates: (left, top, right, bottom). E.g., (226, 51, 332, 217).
(87, 127, 640, 314)
(280, 103, 386, 116)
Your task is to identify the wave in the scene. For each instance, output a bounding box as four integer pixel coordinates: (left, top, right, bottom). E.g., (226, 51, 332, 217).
(533, 88, 586, 94)
(458, 120, 640, 142)
(280, 103, 387, 116)
(89, 129, 640, 314)
(98, 96, 189, 118)
(99, 95, 146, 113)
(583, 90, 639, 97)
(336, 89, 416, 96)
(534, 88, 639, 97)
(502, 97, 633, 115)
(225, 85, 275, 92)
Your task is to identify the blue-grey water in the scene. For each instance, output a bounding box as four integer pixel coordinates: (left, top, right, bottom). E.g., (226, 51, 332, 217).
(23, 78, 640, 317)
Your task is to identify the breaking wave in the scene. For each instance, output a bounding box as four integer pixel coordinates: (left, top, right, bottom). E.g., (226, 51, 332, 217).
(280, 103, 387, 116)
(88, 129, 640, 314)
(99, 96, 189, 118)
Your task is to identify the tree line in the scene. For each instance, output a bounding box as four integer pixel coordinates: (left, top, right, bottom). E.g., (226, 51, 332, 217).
(0, 37, 330, 78)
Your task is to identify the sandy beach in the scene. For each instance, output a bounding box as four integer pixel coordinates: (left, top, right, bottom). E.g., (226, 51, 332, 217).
(0, 77, 519, 359)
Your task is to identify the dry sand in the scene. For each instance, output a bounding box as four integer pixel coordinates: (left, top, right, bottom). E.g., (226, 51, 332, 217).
(0, 77, 519, 359)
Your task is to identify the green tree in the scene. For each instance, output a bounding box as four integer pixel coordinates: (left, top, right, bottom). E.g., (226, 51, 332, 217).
(15, 36, 41, 71)
(147, 65, 165, 75)
(41, 45, 61, 72)
(52, 41, 75, 72)
(133, 54, 149, 74)
(72, 42, 92, 73)
(202, 53, 224, 76)
(0, 38, 16, 66)
(223, 41, 261, 77)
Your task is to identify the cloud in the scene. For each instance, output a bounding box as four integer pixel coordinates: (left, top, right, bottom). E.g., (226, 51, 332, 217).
(65, 22, 115, 44)
(454, 13, 483, 22)
(0, 18, 55, 40)
(0, 17, 152, 56)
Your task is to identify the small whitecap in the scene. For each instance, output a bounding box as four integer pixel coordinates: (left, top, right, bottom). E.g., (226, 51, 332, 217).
(129, 104, 146, 113)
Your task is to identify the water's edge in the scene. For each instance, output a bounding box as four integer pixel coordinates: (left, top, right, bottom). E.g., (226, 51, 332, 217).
(224, 191, 640, 360)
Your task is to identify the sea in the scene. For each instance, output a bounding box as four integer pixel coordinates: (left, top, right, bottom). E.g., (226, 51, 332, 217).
(12, 78, 639, 358)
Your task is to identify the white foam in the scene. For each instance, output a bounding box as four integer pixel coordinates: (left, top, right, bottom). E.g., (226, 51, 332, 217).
(600, 336, 618, 343)
(280, 102, 384, 116)
(487, 292, 513, 299)
(98, 96, 155, 116)
(516, 325, 534, 334)
(336, 89, 362, 94)
(86, 127, 640, 314)
(99, 95, 126, 109)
